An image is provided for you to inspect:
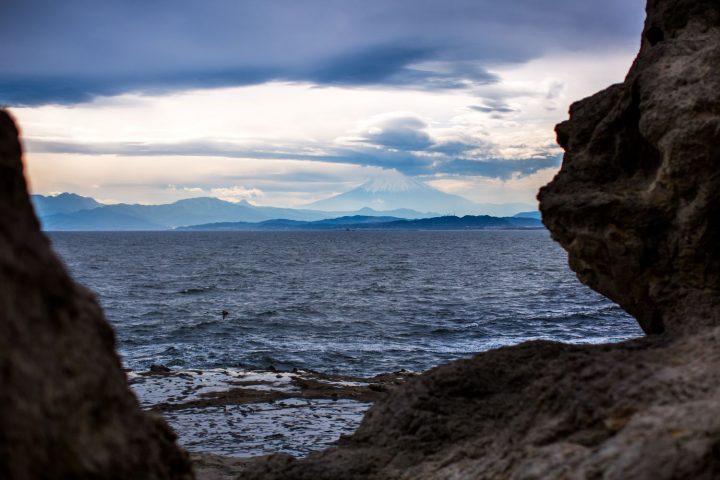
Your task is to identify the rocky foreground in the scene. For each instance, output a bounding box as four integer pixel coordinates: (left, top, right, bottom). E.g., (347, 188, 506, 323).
(0, 0, 719, 478)
(132, 367, 413, 458)
(128, 367, 413, 479)
(0, 116, 193, 478)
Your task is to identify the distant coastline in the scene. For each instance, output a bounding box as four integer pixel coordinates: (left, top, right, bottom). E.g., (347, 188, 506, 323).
(32, 192, 542, 231)
(176, 214, 544, 231)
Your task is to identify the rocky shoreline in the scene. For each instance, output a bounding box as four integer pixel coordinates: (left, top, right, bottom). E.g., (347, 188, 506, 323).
(129, 366, 414, 462)
(135, 367, 416, 411)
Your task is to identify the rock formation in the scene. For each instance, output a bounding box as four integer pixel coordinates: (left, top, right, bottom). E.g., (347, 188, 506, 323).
(238, 0, 720, 478)
(539, 0, 720, 336)
(0, 110, 193, 479)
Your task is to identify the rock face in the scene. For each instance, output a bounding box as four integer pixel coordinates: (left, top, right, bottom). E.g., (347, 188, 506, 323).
(539, 0, 720, 335)
(242, 335, 720, 479)
(0, 110, 193, 479)
(240, 0, 720, 478)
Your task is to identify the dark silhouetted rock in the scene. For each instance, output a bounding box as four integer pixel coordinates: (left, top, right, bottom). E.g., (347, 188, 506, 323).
(539, 0, 720, 335)
(242, 335, 720, 479)
(150, 364, 173, 375)
(239, 1, 720, 478)
(0, 110, 193, 479)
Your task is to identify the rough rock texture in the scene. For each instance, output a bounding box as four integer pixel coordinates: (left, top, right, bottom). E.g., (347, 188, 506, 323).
(539, 0, 720, 335)
(239, 1, 720, 478)
(0, 110, 194, 479)
(241, 334, 720, 479)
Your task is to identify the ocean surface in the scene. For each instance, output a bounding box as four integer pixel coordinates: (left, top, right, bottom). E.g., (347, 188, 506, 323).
(49, 230, 642, 375)
(48, 230, 644, 457)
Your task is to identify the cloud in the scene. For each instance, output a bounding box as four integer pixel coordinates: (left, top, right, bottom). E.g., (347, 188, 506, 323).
(352, 115, 433, 151)
(440, 156, 562, 178)
(305, 48, 499, 90)
(469, 100, 516, 114)
(166, 185, 204, 194)
(0, 0, 645, 105)
(25, 134, 559, 180)
(209, 186, 265, 203)
(426, 167, 559, 204)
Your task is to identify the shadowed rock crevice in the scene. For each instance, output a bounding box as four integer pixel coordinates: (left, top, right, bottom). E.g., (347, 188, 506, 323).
(0, 110, 194, 479)
(235, 0, 720, 478)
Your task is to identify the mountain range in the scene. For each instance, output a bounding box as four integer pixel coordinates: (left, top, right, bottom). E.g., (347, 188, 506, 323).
(31, 194, 440, 231)
(308, 176, 533, 217)
(31, 178, 538, 231)
(32, 192, 103, 216)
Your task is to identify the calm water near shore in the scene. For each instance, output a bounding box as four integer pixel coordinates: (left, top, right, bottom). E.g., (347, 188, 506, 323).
(49, 230, 643, 457)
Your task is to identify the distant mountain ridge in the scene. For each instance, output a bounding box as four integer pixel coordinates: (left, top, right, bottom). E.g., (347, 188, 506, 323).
(179, 214, 544, 231)
(513, 211, 541, 220)
(31, 193, 102, 216)
(307, 176, 534, 217)
(32, 193, 440, 231)
(32, 191, 539, 231)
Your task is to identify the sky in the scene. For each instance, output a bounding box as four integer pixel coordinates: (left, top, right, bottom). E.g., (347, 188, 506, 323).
(1, 0, 646, 207)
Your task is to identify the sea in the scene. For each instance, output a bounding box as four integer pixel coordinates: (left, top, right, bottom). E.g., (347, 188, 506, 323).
(48, 230, 643, 457)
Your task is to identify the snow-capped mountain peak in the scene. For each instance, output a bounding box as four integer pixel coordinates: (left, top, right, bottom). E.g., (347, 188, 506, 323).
(357, 175, 430, 193)
(308, 172, 476, 214)
(307, 172, 535, 216)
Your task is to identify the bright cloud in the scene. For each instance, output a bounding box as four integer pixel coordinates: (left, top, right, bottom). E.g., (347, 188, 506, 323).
(209, 186, 265, 203)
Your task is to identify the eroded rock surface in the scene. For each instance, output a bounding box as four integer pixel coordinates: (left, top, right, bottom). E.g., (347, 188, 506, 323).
(539, 0, 720, 335)
(0, 110, 193, 479)
(239, 0, 720, 478)
(242, 335, 720, 479)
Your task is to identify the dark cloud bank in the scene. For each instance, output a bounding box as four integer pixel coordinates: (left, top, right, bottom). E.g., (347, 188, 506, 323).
(1, 0, 644, 105)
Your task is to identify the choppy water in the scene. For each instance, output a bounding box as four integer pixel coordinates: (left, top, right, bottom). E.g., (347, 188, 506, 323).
(48, 230, 644, 457)
(49, 230, 642, 375)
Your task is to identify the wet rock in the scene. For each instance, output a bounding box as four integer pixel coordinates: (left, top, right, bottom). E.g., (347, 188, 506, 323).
(240, 1, 720, 478)
(191, 453, 250, 480)
(0, 110, 193, 479)
(151, 364, 173, 375)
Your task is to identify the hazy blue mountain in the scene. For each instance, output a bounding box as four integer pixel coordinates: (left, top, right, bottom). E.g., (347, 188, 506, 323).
(349, 206, 438, 219)
(33, 190, 537, 231)
(31, 193, 103, 216)
(307, 176, 478, 214)
(477, 203, 538, 217)
(307, 176, 534, 216)
(178, 215, 402, 231)
(33, 178, 538, 230)
(369, 215, 543, 230)
(513, 211, 542, 220)
(35, 194, 438, 230)
(179, 214, 543, 231)
(41, 209, 165, 231)
(175, 219, 302, 231)
(312, 215, 401, 225)
(96, 198, 274, 227)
